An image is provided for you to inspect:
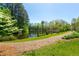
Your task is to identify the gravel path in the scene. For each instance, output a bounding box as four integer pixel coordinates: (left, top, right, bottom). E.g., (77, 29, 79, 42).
(0, 32, 71, 56)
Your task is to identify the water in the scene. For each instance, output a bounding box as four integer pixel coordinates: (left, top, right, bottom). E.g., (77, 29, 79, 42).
(29, 34, 37, 38)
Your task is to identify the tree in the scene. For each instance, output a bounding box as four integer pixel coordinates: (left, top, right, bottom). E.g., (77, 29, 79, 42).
(41, 21, 45, 34)
(0, 7, 19, 36)
(0, 3, 29, 38)
(9, 3, 29, 38)
(29, 19, 70, 37)
(49, 19, 70, 33)
(71, 17, 79, 32)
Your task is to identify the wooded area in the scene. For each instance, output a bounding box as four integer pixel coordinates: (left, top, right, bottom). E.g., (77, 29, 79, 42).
(0, 3, 79, 41)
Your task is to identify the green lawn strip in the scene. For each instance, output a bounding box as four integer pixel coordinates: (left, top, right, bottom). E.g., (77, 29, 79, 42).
(2, 32, 67, 43)
(23, 39, 79, 56)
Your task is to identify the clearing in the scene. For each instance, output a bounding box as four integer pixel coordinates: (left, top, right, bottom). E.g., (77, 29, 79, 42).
(0, 32, 71, 56)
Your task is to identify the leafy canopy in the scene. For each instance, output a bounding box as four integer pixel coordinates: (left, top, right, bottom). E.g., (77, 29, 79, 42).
(0, 7, 19, 36)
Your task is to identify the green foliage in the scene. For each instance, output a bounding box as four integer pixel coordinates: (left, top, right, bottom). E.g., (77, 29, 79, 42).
(29, 20, 70, 37)
(63, 32, 79, 39)
(22, 21, 29, 38)
(0, 35, 16, 41)
(50, 20, 70, 32)
(71, 17, 79, 32)
(23, 39, 79, 56)
(12, 4, 29, 38)
(3, 32, 65, 42)
(63, 35, 74, 39)
(0, 7, 19, 36)
(0, 3, 29, 38)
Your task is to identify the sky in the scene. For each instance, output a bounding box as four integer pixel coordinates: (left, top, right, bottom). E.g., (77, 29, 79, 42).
(23, 3, 79, 23)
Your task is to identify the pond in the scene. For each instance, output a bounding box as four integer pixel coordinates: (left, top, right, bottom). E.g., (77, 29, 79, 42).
(29, 34, 38, 38)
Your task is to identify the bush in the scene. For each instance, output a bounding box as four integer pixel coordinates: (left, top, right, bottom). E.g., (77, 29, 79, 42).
(0, 35, 16, 41)
(63, 35, 74, 39)
(63, 32, 79, 39)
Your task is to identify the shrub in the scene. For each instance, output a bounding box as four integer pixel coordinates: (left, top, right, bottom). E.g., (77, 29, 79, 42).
(0, 35, 16, 41)
(63, 32, 79, 39)
(72, 32, 79, 38)
(63, 35, 74, 39)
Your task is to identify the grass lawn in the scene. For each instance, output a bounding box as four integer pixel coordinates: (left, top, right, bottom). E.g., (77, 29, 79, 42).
(3, 32, 67, 42)
(22, 39, 79, 56)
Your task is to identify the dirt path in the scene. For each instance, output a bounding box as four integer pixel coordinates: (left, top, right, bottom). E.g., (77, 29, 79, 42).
(0, 32, 72, 56)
